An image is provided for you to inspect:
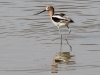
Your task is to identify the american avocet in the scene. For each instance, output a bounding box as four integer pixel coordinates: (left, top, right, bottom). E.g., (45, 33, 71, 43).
(34, 5, 74, 50)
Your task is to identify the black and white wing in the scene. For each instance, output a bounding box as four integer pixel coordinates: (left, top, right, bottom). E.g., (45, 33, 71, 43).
(52, 13, 74, 23)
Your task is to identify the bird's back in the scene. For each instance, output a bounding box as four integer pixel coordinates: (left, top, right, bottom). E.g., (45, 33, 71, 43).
(51, 13, 74, 27)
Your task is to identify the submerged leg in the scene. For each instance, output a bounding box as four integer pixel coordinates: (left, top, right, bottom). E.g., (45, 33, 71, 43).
(65, 25, 72, 51)
(65, 38, 72, 51)
(58, 27, 62, 52)
(67, 25, 71, 38)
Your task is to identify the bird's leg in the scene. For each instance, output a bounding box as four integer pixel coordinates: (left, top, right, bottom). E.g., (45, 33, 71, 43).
(58, 27, 62, 52)
(65, 25, 72, 51)
(65, 38, 72, 51)
(66, 25, 71, 39)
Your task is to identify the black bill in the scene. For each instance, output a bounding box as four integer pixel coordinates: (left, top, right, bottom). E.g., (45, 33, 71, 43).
(34, 9, 46, 15)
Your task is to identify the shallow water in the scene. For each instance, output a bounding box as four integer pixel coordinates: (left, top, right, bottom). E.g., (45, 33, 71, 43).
(0, 0, 100, 74)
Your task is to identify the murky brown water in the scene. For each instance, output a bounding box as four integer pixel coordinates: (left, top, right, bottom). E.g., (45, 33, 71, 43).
(0, 0, 100, 74)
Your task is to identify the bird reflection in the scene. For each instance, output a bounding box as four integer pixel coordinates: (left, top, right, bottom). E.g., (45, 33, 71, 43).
(51, 29, 74, 73)
(51, 51, 75, 73)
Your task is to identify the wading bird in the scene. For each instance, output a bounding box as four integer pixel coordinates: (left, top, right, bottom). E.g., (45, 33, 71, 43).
(34, 5, 74, 51)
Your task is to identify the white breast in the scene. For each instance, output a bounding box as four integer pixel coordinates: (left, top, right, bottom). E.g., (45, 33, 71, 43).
(51, 19, 69, 27)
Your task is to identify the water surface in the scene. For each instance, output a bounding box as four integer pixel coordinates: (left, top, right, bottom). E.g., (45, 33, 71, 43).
(0, 0, 100, 75)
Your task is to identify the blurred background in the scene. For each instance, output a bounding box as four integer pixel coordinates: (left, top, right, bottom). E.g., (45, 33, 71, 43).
(0, 0, 100, 75)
